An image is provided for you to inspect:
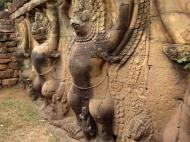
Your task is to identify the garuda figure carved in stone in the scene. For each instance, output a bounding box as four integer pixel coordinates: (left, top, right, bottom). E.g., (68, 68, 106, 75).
(63, 0, 153, 142)
(14, 0, 70, 120)
(11, 0, 190, 142)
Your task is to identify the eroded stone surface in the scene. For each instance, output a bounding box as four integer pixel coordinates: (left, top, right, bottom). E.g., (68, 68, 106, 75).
(0, 69, 14, 79)
(0, 58, 12, 63)
(7, 0, 190, 142)
(2, 78, 18, 86)
(0, 64, 8, 70)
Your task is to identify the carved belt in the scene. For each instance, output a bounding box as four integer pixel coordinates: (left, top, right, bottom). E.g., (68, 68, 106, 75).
(38, 65, 54, 76)
(73, 74, 108, 90)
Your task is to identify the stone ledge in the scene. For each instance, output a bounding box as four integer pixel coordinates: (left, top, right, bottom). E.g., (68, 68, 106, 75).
(0, 64, 8, 71)
(0, 58, 12, 64)
(0, 69, 14, 79)
(2, 78, 18, 86)
(0, 53, 12, 59)
(10, 0, 48, 19)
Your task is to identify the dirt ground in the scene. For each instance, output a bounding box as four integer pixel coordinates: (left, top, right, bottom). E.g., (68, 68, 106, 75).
(0, 86, 62, 142)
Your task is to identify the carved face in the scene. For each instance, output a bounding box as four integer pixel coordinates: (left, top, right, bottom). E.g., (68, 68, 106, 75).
(70, 10, 92, 36)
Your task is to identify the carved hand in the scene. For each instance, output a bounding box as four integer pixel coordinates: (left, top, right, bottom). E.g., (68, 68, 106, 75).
(57, 0, 71, 9)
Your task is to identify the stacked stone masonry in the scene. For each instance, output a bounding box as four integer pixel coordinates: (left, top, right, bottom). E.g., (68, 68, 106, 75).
(0, 11, 19, 88)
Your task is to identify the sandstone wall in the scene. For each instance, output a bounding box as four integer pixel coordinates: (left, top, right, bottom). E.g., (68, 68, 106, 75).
(0, 11, 19, 88)
(7, 0, 190, 141)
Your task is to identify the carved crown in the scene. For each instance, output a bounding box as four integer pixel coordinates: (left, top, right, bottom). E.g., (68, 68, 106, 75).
(72, 0, 106, 33)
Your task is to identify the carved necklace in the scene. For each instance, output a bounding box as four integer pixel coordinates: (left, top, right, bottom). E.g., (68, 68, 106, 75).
(75, 23, 97, 43)
(38, 65, 55, 76)
(73, 74, 107, 90)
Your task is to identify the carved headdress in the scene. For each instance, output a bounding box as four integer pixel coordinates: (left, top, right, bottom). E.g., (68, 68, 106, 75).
(72, 0, 99, 12)
(72, 0, 106, 34)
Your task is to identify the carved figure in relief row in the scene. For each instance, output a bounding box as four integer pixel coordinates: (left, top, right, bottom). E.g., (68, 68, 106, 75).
(16, 17, 34, 97)
(15, 0, 153, 141)
(65, 0, 133, 141)
(31, 1, 60, 103)
(15, 0, 69, 119)
(30, 1, 69, 119)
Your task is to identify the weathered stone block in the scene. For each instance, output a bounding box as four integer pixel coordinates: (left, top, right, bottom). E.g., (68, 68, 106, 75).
(0, 69, 14, 79)
(9, 62, 20, 70)
(2, 78, 18, 86)
(0, 19, 15, 33)
(11, 56, 17, 62)
(13, 70, 19, 77)
(0, 19, 11, 25)
(0, 58, 12, 63)
(7, 47, 16, 53)
(0, 23, 14, 33)
(0, 33, 7, 41)
(0, 64, 8, 71)
(7, 41, 17, 47)
(0, 53, 12, 59)
(0, 11, 9, 19)
(0, 16, 18, 88)
(7, 33, 16, 41)
(0, 46, 8, 53)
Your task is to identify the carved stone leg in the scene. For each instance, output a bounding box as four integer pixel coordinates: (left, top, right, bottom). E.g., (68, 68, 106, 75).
(93, 124, 114, 142)
(41, 79, 58, 98)
(67, 87, 84, 138)
(68, 87, 83, 125)
(89, 95, 114, 142)
(32, 75, 43, 100)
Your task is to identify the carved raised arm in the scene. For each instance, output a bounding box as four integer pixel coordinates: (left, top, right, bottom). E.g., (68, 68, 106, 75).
(96, 0, 134, 62)
(58, 0, 71, 30)
(45, 1, 60, 53)
(107, 0, 133, 49)
(112, 0, 133, 31)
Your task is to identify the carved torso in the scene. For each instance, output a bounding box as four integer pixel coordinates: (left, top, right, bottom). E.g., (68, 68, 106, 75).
(69, 40, 105, 87)
(31, 48, 51, 75)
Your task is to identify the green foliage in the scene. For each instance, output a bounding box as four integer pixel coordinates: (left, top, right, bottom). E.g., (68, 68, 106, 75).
(176, 46, 190, 70)
(48, 137, 60, 142)
(177, 56, 189, 64)
(0, 0, 12, 10)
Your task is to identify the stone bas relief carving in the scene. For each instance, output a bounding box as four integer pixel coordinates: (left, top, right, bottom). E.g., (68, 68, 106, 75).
(31, 1, 60, 103)
(65, 0, 155, 142)
(31, 11, 50, 43)
(14, 1, 69, 120)
(10, 0, 190, 141)
(67, 0, 152, 142)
